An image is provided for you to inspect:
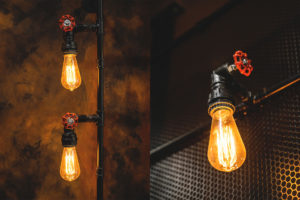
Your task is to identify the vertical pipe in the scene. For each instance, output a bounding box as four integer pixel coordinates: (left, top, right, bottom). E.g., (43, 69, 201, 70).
(97, 0, 104, 199)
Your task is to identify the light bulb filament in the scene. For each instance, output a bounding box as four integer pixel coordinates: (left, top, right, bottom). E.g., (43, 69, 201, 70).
(66, 63, 77, 87)
(216, 126, 237, 169)
(65, 152, 76, 175)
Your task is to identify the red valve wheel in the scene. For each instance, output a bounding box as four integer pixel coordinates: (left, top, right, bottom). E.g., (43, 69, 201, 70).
(233, 50, 253, 77)
(62, 113, 78, 129)
(58, 15, 76, 32)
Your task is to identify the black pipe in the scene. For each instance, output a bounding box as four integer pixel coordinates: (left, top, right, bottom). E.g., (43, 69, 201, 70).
(96, 0, 104, 199)
(252, 74, 300, 104)
(75, 24, 99, 32)
(78, 114, 100, 123)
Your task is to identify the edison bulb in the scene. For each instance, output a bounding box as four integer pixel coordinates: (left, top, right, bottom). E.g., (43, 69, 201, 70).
(207, 108, 246, 172)
(61, 54, 81, 91)
(60, 146, 80, 181)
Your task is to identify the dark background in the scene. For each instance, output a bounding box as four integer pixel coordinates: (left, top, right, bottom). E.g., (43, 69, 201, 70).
(150, 0, 300, 199)
(0, 0, 151, 199)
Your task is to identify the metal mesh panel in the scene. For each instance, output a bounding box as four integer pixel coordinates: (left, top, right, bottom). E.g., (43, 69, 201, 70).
(151, 83, 300, 200)
(151, 112, 202, 149)
(150, 11, 300, 200)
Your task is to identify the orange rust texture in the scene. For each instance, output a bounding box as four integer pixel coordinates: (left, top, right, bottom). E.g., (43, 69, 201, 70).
(0, 0, 150, 199)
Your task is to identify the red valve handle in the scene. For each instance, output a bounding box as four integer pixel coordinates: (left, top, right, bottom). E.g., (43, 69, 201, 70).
(233, 50, 253, 77)
(58, 15, 76, 32)
(62, 113, 78, 129)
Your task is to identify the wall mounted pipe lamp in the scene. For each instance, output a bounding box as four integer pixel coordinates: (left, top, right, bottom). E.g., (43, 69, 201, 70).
(60, 113, 100, 181)
(57, 0, 104, 199)
(207, 51, 252, 172)
(59, 14, 81, 92)
(207, 50, 300, 172)
(150, 52, 300, 168)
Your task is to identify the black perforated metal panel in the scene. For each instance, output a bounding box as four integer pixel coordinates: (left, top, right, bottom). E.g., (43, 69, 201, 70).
(150, 7, 300, 200)
(151, 86, 300, 200)
(151, 112, 202, 149)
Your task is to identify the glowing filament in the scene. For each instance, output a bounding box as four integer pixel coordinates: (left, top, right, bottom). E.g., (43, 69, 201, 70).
(66, 64, 76, 86)
(65, 151, 76, 175)
(216, 126, 237, 169)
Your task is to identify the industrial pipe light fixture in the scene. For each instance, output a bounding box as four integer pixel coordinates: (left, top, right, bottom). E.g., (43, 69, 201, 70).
(60, 113, 80, 181)
(57, 0, 104, 199)
(150, 51, 299, 170)
(58, 15, 82, 91)
(207, 51, 253, 172)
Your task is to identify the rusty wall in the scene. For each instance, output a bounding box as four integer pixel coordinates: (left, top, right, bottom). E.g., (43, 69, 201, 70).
(0, 0, 150, 199)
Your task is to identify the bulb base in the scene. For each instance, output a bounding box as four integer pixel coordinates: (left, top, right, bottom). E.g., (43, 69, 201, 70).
(62, 31, 78, 54)
(208, 68, 236, 116)
(62, 129, 77, 147)
(208, 72, 235, 104)
(208, 101, 235, 116)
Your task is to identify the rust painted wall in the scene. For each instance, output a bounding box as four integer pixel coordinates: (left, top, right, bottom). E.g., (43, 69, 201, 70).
(0, 0, 150, 199)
